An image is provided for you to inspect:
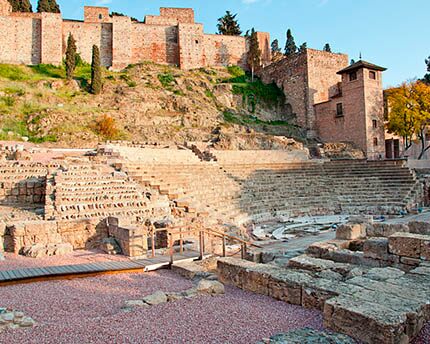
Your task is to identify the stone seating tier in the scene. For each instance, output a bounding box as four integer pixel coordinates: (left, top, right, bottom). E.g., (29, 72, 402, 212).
(120, 160, 420, 227)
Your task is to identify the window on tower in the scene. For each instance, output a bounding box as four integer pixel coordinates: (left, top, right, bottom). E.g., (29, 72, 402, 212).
(369, 71, 377, 80)
(336, 103, 344, 117)
(349, 71, 357, 81)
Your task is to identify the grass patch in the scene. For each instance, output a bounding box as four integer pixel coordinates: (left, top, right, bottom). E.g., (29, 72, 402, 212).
(232, 79, 284, 112)
(223, 110, 290, 127)
(205, 90, 215, 99)
(0, 96, 15, 107)
(227, 65, 245, 78)
(3, 86, 25, 96)
(158, 72, 175, 89)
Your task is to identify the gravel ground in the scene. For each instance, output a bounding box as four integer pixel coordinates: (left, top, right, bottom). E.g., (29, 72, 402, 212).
(0, 270, 324, 344)
(0, 250, 131, 271)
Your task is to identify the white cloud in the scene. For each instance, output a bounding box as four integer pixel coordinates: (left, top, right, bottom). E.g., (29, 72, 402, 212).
(94, 0, 113, 5)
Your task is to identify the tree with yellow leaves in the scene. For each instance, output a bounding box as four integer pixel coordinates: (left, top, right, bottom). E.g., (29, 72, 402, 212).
(386, 80, 430, 159)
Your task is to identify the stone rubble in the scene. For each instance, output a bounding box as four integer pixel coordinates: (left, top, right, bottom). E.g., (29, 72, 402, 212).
(123, 279, 225, 311)
(258, 327, 356, 344)
(0, 308, 35, 332)
(218, 218, 430, 344)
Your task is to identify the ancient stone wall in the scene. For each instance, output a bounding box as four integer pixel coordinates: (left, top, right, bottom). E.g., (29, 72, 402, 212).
(256, 32, 271, 67)
(160, 8, 194, 23)
(178, 23, 204, 70)
(0, 0, 11, 16)
(111, 16, 132, 70)
(84, 6, 111, 23)
(202, 34, 247, 68)
(306, 49, 348, 135)
(0, 6, 268, 71)
(260, 53, 309, 128)
(131, 24, 179, 65)
(260, 49, 348, 133)
(63, 21, 113, 67)
(41, 13, 63, 65)
(0, 13, 42, 65)
(4, 219, 107, 254)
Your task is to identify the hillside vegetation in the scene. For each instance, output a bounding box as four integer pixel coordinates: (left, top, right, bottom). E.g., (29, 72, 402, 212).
(0, 62, 304, 148)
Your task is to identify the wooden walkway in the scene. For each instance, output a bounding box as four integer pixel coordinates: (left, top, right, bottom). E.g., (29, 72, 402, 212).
(0, 251, 201, 286)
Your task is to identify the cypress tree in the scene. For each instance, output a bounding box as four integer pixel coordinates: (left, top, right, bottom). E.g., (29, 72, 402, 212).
(271, 39, 281, 53)
(271, 39, 283, 62)
(217, 11, 242, 36)
(284, 29, 297, 56)
(90, 45, 102, 95)
(48, 0, 60, 13)
(323, 43, 332, 52)
(424, 56, 430, 84)
(65, 34, 77, 80)
(299, 42, 307, 53)
(8, 0, 32, 12)
(37, 0, 60, 13)
(247, 28, 261, 82)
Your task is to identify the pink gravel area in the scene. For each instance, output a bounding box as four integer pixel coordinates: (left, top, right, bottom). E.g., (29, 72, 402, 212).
(0, 270, 324, 344)
(0, 250, 131, 271)
(414, 322, 430, 344)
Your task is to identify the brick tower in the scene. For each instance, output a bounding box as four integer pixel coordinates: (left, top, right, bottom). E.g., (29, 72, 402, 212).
(315, 60, 387, 159)
(337, 61, 387, 159)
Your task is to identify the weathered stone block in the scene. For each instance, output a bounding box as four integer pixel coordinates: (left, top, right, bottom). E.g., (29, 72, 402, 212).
(421, 240, 430, 261)
(363, 237, 389, 260)
(324, 295, 410, 344)
(409, 221, 430, 236)
(336, 223, 366, 240)
(367, 223, 409, 238)
(388, 232, 430, 258)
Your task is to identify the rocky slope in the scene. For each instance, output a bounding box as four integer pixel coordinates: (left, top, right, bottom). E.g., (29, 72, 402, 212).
(0, 63, 305, 149)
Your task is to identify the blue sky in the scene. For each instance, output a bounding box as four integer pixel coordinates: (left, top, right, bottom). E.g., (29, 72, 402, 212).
(29, 0, 429, 88)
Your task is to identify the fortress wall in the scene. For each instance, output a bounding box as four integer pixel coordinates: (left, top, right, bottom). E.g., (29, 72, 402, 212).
(41, 13, 62, 65)
(131, 23, 179, 65)
(160, 8, 194, 23)
(256, 32, 271, 67)
(144, 16, 180, 26)
(84, 6, 111, 23)
(306, 49, 348, 133)
(112, 16, 132, 70)
(0, 13, 41, 65)
(203, 34, 247, 68)
(63, 20, 113, 67)
(178, 23, 204, 70)
(0, 6, 253, 71)
(260, 53, 309, 128)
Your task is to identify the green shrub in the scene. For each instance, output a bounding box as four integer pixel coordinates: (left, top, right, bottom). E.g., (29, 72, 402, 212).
(3, 87, 25, 96)
(0, 65, 30, 81)
(205, 90, 215, 99)
(158, 72, 175, 89)
(227, 65, 245, 78)
(30, 64, 64, 79)
(173, 89, 184, 96)
(0, 96, 15, 107)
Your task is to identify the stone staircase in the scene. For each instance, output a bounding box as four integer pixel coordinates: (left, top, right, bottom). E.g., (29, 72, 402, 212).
(117, 158, 421, 228)
(51, 163, 171, 222)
